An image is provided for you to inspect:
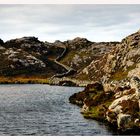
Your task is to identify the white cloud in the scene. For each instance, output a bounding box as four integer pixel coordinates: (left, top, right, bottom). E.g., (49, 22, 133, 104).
(0, 5, 140, 42)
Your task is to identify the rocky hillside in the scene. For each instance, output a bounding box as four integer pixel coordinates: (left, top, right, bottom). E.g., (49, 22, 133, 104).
(59, 38, 118, 72)
(77, 30, 140, 82)
(0, 36, 117, 84)
(69, 30, 140, 133)
(0, 37, 67, 77)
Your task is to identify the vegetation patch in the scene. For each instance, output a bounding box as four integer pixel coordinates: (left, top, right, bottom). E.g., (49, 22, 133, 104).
(69, 82, 115, 122)
(110, 70, 128, 81)
(109, 64, 136, 81)
(0, 76, 49, 84)
(83, 100, 113, 122)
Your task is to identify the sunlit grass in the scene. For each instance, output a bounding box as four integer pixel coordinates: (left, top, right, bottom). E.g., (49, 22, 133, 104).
(0, 76, 49, 84)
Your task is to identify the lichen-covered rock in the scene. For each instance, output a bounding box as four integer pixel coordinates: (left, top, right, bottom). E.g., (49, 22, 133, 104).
(117, 113, 132, 130)
(128, 63, 140, 79)
(81, 104, 89, 113)
(70, 76, 140, 132)
(76, 29, 140, 83)
(106, 76, 140, 131)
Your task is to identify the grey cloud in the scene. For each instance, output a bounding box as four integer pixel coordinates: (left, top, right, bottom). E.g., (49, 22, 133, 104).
(0, 4, 140, 42)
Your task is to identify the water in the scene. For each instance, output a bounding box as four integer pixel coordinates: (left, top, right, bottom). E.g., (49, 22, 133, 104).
(0, 84, 115, 136)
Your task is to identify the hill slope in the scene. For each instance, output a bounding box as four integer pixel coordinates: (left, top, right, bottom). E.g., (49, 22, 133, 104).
(69, 30, 140, 133)
(0, 36, 117, 84)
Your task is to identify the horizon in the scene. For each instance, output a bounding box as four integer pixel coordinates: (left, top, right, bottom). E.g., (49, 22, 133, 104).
(0, 31, 137, 43)
(0, 5, 140, 42)
(0, 28, 139, 43)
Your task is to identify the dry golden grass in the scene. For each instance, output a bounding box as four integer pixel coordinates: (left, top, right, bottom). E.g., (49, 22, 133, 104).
(0, 76, 49, 84)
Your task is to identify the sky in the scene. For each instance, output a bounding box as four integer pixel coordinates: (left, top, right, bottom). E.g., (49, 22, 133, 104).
(0, 4, 140, 42)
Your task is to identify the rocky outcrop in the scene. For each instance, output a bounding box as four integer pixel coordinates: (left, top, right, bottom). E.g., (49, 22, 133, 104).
(69, 29, 140, 133)
(76, 30, 140, 82)
(59, 38, 118, 73)
(48, 77, 91, 87)
(106, 77, 140, 131)
(0, 36, 117, 83)
(0, 37, 70, 77)
(59, 80, 77, 87)
(69, 77, 140, 133)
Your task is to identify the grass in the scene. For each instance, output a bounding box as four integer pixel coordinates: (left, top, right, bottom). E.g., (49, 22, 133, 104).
(0, 76, 49, 84)
(110, 64, 136, 81)
(83, 100, 113, 122)
(110, 70, 128, 81)
(60, 50, 76, 64)
(60, 49, 94, 71)
(70, 82, 115, 122)
(76, 82, 115, 121)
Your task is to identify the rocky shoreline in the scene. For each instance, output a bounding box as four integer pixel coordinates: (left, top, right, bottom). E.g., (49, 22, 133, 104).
(69, 78, 140, 134)
(0, 76, 139, 134)
(68, 29, 140, 134)
(0, 30, 140, 135)
(0, 76, 90, 87)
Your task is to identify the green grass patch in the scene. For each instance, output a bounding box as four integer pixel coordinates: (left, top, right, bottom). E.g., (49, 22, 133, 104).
(110, 64, 136, 81)
(83, 100, 112, 122)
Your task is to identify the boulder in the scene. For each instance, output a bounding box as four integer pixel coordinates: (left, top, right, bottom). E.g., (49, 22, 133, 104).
(106, 77, 140, 131)
(117, 113, 132, 130)
(59, 80, 77, 87)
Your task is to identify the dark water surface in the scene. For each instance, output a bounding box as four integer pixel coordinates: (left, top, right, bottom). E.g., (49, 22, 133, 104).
(0, 84, 116, 135)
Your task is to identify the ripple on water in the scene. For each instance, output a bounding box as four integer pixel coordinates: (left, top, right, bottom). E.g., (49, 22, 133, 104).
(0, 84, 116, 135)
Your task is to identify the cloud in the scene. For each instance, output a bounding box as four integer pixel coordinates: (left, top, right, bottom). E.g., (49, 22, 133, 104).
(0, 4, 140, 42)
